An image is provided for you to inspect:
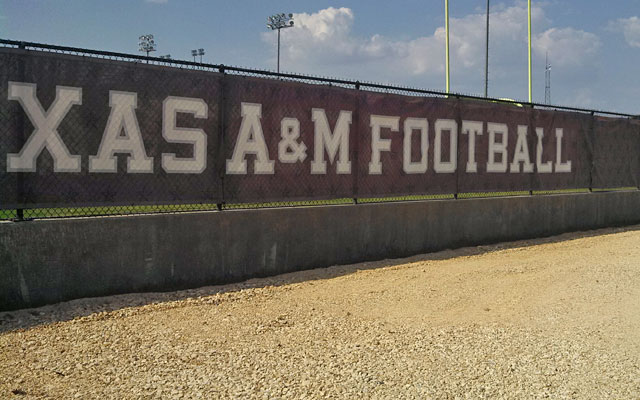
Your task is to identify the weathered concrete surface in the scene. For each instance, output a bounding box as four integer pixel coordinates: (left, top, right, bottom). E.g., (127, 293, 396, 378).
(1, 191, 640, 311)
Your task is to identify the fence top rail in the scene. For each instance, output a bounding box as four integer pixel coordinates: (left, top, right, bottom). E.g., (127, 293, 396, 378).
(1, 38, 638, 119)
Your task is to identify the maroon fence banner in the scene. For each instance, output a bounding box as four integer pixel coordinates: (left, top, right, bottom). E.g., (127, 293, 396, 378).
(592, 117, 640, 189)
(0, 48, 223, 208)
(0, 47, 638, 210)
(357, 92, 458, 197)
(456, 101, 591, 193)
(222, 75, 357, 203)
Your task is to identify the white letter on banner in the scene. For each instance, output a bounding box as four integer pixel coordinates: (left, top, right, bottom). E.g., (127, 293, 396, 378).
(89, 91, 153, 173)
(535, 127, 553, 173)
(434, 119, 457, 173)
(161, 96, 208, 174)
(7, 82, 82, 172)
(368, 115, 398, 175)
(278, 118, 307, 163)
(310, 109, 352, 174)
(486, 122, 508, 173)
(509, 125, 534, 173)
(226, 102, 274, 175)
(461, 120, 482, 173)
(555, 128, 572, 172)
(403, 118, 428, 174)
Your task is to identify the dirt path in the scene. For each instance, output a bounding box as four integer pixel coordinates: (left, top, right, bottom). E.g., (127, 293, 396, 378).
(1, 226, 640, 399)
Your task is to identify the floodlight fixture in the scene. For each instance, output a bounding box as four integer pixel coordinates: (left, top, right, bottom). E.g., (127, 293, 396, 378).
(266, 12, 295, 73)
(138, 34, 157, 58)
(191, 48, 205, 62)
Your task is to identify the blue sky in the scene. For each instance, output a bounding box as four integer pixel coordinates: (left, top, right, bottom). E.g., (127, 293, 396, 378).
(1, 1, 639, 114)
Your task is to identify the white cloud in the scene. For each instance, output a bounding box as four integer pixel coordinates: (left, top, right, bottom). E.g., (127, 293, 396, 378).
(262, 7, 439, 76)
(571, 88, 596, 109)
(262, 4, 599, 81)
(145, 0, 168, 4)
(533, 28, 600, 67)
(609, 16, 640, 48)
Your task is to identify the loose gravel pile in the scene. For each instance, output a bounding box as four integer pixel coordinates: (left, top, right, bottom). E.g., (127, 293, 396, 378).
(1, 226, 640, 399)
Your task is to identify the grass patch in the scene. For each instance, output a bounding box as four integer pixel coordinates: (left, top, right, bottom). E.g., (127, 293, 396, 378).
(358, 194, 454, 203)
(222, 198, 353, 210)
(457, 191, 530, 199)
(0, 209, 17, 220)
(1, 203, 220, 220)
(2, 187, 637, 220)
(591, 187, 638, 192)
(531, 188, 591, 195)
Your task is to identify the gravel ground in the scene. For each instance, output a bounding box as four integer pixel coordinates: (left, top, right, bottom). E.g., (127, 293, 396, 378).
(1, 226, 640, 399)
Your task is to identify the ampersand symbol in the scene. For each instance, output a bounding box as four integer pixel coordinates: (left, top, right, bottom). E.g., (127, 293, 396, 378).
(278, 118, 307, 163)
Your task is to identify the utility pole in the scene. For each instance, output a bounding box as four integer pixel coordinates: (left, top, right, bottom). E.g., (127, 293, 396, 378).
(267, 13, 294, 73)
(485, 0, 490, 98)
(138, 34, 156, 63)
(545, 52, 551, 104)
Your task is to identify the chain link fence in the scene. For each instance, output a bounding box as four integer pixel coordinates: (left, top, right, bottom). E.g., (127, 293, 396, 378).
(0, 39, 638, 220)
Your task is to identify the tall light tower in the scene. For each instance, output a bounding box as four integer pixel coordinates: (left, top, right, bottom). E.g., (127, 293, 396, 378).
(138, 34, 156, 58)
(192, 48, 205, 63)
(545, 52, 551, 104)
(267, 13, 294, 73)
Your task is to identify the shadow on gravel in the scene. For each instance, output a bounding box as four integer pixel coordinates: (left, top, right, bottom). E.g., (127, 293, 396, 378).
(1, 224, 639, 334)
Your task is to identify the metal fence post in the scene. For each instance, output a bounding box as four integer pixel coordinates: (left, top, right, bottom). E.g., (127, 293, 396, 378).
(14, 42, 26, 221)
(529, 104, 535, 196)
(216, 64, 227, 211)
(454, 95, 462, 199)
(353, 81, 361, 204)
(589, 111, 595, 192)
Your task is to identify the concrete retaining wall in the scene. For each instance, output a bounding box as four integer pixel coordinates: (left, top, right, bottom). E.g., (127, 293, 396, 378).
(1, 191, 640, 311)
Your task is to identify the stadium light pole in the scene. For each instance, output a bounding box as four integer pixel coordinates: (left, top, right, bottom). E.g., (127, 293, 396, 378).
(191, 48, 205, 63)
(138, 34, 156, 63)
(267, 13, 294, 73)
(444, 0, 450, 93)
(528, 0, 532, 102)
